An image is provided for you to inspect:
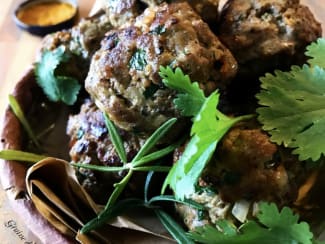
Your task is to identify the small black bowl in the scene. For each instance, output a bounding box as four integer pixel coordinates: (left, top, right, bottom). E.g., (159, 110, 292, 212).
(13, 0, 78, 36)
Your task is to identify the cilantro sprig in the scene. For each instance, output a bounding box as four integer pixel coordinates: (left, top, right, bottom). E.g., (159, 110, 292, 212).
(35, 46, 81, 105)
(188, 202, 314, 244)
(256, 38, 325, 162)
(160, 66, 253, 200)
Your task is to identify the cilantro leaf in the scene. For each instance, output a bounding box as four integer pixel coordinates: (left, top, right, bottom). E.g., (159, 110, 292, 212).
(160, 66, 253, 199)
(35, 46, 81, 105)
(188, 202, 314, 244)
(258, 202, 313, 243)
(306, 38, 325, 68)
(159, 66, 205, 116)
(256, 64, 325, 161)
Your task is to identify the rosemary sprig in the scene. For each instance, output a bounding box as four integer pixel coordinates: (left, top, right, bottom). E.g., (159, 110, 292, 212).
(155, 209, 195, 244)
(71, 162, 171, 173)
(103, 113, 127, 164)
(79, 117, 178, 234)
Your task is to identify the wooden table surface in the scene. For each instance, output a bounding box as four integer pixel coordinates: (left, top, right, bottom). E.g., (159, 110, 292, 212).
(0, 0, 324, 243)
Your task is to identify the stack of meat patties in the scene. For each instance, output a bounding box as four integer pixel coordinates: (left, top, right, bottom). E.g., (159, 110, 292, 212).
(40, 0, 321, 227)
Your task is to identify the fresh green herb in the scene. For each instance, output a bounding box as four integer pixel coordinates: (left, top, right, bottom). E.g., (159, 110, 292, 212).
(160, 66, 253, 200)
(129, 49, 147, 71)
(0, 149, 46, 164)
(80, 117, 178, 234)
(81, 198, 146, 234)
(256, 38, 325, 161)
(148, 195, 205, 210)
(306, 38, 325, 68)
(159, 66, 205, 116)
(188, 202, 314, 244)
(35, 45, 81, 105)
(70, 162, 170, 173)
(155, 209, 195, 244)
(8, 95, 41, 149)
(144, 171, 155, 202)
(103, 113, 127, 163)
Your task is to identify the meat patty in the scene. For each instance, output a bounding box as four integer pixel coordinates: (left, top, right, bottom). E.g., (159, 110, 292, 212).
(142, 0, 220, 26)
(41, 11, 112, 60)
(173, 120, 308, 206)
(200, 120, 308, 206)
(103, 0, 219, 28)
(173, 119, 309, 230)
(40, 11, 113, 82)
(85, 2, 237, 134)
(66, 99, 146, 203)
(102, 0, 146, 28)
(219, 0, 322, 78)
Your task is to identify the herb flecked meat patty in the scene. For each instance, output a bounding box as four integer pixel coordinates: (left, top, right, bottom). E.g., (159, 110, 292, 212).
(85, 2, 237, 134)
(103, 0, 219, 28)
(40, 12, 113, 83)
(173, 120, 309, 230)
(218, 0, 322, 78)
(67, 99, 147, 203)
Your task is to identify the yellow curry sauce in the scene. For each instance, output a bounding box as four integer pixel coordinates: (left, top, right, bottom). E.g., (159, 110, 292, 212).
(17, 2, 76, 26)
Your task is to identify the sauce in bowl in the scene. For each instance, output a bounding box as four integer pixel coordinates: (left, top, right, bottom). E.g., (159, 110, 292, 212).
(16, 2, 76, 26)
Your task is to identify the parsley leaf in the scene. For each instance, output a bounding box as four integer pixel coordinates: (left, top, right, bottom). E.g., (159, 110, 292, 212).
(188, 202, 314, 244)
(160, 66, 253, 200)
(35, 46, 81, 105)
(306, 38, 325, 68)
(256, 63, 325, 161)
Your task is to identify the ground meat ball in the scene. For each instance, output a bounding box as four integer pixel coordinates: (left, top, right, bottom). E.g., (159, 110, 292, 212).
(173, 120, 310, 230)
(102, 0, 147, 28)
(85, 2, 237, 133)
(41, 11, 112, 59)
(66, 99, 146, 203)
(200, 120, 308, 206)
(185, 0, 219, 27)
(142, 0, 219, 26)
(219, 0, 322, 78)
(40, 12, 112, 82)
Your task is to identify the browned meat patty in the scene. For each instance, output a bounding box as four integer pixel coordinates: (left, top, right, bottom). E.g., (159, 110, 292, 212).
(41, 11, 112, 59)
(40, 12, 113, 82)
(103, 0, 219, 28)
(142, 0, 219, 25)
(200, 120, 308, 206)
(102, 0, 147, 28)
(172, 120, 308, 207)
(85, 2, 237, 134)
(173, 119, 310, 231)
(185, 0, 219, 27)
(219, 0, 322, 78)
(66, 99, 146, 203)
